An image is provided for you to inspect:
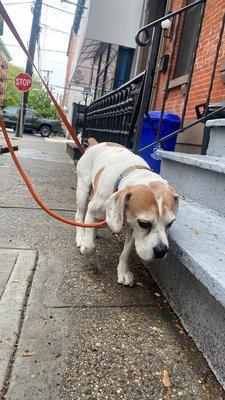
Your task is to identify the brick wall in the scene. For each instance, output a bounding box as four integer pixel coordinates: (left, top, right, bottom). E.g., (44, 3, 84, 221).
(154, 0, 225, 121)
(0, 53, 8, 108)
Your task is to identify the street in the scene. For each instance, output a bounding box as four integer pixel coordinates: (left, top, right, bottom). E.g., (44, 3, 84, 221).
(0, 134, 224, 399)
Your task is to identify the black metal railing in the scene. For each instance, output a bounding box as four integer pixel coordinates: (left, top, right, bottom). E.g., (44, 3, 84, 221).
(82, 72, 144, 145)
(137, 10, 225, 154)
(133, 0, 206, 152)
(82, 0, 225, 154)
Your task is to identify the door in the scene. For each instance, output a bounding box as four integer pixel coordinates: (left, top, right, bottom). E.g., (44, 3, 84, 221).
(24, 109, 36, 131)
(137, 0, 167, 74)
(113, 47, 134, 89)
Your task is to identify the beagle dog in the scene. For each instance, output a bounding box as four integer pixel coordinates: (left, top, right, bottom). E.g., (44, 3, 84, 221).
(75, 139, 179, 287)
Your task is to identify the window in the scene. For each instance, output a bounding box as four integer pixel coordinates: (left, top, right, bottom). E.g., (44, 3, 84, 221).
(25, 109, 34, 118)
(174, 0, 202, 79)
(94, 44, 134, 98)
(5, 107, 19, 116)
(94, 44, 119, 98)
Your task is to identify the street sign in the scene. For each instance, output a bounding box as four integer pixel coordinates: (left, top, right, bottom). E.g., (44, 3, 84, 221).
(14, 72, 32, 92)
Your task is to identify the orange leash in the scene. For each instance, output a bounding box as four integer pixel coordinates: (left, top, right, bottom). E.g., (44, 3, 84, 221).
(0, 2, 84, 154)
(0, 117, 106, 228)
(0, 3, 106, 228)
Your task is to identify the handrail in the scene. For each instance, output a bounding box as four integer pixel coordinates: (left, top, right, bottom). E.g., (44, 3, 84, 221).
(90, 71, 145, 105)
(135, 0, 206, 47)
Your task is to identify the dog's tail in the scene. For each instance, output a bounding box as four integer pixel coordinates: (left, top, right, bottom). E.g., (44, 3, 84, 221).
(87, 137, 98, 147)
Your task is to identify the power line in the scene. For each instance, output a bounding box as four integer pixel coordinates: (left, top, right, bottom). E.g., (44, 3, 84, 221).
(2, 2, 32, 5)
(41, 48, 70, 54)
(43, 3, 74, 15)
(51, 84, 87, 93)
(5, 43, 24, 47)
(60, 0, 87, 8)
(5, 43, 72, 54)
(42, 59, 67, 65)
(40, 23, 70, 35)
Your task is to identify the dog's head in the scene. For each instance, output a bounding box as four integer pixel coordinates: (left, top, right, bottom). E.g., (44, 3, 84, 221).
(106, 182, 179, 262)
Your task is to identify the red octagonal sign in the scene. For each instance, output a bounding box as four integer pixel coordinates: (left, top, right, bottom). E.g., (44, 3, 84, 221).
(14, 72, 32, 92)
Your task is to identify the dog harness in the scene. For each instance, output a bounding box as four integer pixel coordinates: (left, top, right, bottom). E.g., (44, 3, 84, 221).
(113, 165, 151, 193)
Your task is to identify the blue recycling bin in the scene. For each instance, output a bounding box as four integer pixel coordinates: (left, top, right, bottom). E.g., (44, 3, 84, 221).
(138, 111, 181, 173)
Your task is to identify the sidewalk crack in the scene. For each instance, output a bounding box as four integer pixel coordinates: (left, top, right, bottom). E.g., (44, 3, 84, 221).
(2, 251, 39, 399)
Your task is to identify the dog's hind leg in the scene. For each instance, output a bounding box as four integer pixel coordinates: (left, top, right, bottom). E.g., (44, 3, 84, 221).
(80, 201, 96, 256)
(75, 176, 90, 248)
(117, 227, 134, 286)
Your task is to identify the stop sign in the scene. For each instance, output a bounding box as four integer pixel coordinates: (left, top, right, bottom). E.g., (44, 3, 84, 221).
(14, 72, 32, 92)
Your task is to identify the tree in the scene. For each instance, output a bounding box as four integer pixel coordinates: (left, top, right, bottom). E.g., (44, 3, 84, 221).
(4, 64, 21, 107)
(4, 64, 57, 118)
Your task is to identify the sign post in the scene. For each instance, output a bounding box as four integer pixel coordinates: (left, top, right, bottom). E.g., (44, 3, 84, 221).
(14, 72, 32, 137)
(19, 93, 24, 138)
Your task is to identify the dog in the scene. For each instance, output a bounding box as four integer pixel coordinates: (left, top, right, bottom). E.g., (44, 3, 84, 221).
(75, 139, 179, 287)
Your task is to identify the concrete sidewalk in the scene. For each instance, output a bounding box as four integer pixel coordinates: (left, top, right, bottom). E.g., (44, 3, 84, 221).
(0, 134, 224, 399)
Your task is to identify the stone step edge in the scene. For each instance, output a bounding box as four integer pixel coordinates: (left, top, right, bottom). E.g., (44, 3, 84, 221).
(157, 150, 225, 175)
(206, 118, 225, 127)
(168, 200, 225, 309)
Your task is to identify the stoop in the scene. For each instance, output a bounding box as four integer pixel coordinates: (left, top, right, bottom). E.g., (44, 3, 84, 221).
(151, 119, 225, 389)
(206, 119, 225, 156)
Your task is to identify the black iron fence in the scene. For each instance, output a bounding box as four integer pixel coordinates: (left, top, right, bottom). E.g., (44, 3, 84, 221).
(82, 72, 144, 145)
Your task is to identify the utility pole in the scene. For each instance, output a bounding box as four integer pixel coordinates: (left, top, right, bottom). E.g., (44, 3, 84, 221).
(16, 0, 43, 137)
(41, 69, 53, 87)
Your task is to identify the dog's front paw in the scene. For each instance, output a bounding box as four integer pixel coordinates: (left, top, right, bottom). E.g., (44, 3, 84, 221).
(76, 234, 83, 248)
(117, 271, 134, 287)
(80, 243, 96, 256)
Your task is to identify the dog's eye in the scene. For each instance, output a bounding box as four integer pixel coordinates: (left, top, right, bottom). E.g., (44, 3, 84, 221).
(138, 220, 152, 230)
(167, 221, 174, 229)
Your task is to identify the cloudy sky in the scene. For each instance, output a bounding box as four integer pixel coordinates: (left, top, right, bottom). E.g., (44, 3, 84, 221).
(1, 0, 76, 98)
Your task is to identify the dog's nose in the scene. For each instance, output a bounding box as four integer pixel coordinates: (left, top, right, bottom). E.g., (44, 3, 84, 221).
(153, 245, 168, 259)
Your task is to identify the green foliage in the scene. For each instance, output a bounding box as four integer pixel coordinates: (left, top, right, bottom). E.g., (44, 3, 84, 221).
(4, 64, 21, 107)
(4, 64, 57, 119)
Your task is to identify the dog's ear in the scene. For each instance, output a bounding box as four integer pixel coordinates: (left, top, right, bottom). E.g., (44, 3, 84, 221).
(87, 137, 98, 147)
(106, 188, 131, 233)
(169, 186, 179, 216)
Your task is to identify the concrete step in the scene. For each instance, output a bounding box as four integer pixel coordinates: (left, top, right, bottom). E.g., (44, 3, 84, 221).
(158, 150, 225, 217)
(206, 119, 225, 156)
(148, 199, 225, 389)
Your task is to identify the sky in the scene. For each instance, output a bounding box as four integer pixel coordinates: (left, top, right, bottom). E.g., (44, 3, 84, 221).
(1, 0, 76, 99)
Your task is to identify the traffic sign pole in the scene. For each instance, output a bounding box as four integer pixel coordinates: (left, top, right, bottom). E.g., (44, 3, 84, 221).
(19, 93, 24, 137)
(22, 0, 42, 132)
(14, 72, 32, 138)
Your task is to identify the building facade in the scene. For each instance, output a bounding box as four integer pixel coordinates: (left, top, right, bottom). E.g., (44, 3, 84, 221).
(64, 0, 225, 154)
(63, 0, 144, 129)
(0, 39, 12, 109)
(134, 0, 225, 153)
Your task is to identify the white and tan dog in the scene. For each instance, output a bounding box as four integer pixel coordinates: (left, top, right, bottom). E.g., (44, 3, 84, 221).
(75, 139, 179, 286)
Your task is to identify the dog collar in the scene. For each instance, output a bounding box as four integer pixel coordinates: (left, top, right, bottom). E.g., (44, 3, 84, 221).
(113, 165, 151, 193)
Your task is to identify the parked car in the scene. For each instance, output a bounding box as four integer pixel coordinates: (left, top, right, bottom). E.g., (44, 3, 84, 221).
(0, 106, 62, 137)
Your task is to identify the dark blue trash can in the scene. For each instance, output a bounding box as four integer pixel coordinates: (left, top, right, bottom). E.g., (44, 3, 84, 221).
(138, 111, 181, 173)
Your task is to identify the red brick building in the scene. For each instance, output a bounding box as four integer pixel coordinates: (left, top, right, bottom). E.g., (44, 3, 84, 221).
(135, 0, 225, 153)
(0, 38, 12, 109)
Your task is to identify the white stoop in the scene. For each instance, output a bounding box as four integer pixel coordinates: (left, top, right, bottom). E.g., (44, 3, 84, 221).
(152, 119, 225, 389)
